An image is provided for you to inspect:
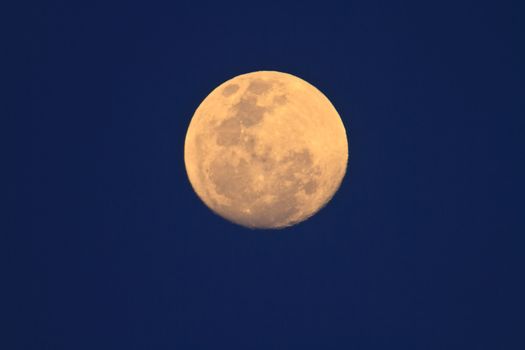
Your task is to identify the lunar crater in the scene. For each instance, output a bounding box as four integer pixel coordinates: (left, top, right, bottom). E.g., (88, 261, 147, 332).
(247, 79, 273, 94)
(215, 118, 241, 146)
(222, 84, 239, 96)
(274, 94, 287, 105)
(233, 96, 267, 127)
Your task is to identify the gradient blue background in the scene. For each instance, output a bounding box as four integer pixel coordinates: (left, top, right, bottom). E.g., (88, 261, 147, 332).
(8, 0, 525, 348)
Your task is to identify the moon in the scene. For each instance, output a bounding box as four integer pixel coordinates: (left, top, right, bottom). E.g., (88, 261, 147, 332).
(184, 71, 348, 229)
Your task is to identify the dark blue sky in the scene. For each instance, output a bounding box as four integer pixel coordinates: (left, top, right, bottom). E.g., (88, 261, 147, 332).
(9, 0, 525, 349)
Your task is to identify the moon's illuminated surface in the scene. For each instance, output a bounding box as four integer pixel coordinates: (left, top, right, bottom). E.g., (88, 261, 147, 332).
(184, 71, 348, 229)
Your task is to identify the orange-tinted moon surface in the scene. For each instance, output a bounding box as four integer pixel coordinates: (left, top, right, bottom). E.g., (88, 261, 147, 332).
(185, 71, 348, 229)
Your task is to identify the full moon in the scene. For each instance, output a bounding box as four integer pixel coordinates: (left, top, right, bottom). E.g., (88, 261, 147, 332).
(184, 71, 348, 229)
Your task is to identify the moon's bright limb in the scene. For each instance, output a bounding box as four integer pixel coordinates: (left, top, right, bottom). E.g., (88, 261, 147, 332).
(184, 71, 348, 229)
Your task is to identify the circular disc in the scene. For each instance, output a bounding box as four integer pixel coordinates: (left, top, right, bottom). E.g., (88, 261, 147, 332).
(184, 71, 348, 229)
